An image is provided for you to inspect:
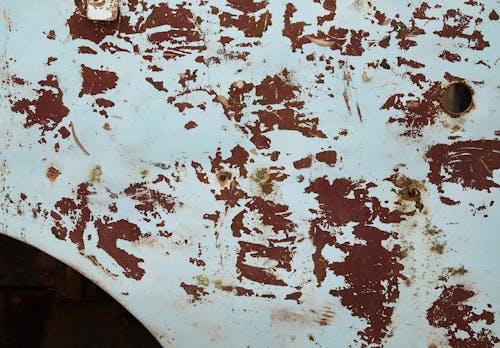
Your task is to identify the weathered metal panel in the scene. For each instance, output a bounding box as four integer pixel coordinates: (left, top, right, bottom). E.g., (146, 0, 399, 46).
(0, 0, 499, 347)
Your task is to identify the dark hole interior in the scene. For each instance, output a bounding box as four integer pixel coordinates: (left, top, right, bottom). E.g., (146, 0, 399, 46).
(0, 234, 161, 348)
(442, 82, 473, 115)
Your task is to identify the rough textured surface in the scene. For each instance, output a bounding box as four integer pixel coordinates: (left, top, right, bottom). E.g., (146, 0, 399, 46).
(0, 0, 498, 347)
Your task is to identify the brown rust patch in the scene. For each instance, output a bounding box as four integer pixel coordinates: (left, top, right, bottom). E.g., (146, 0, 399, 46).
(284, 291, 302, 304)
(282, 1, 369, 56)
(305, 176, 405, 345)
(10, 75, 69, 138)
(315, 151, 337, 166)
(214, 71, 326, 150)
(210, 145, 249, 177)
(427, 285, 499, 347)
(51, 183, 93, 249)
(79, 65, 118, 97)
(94, 219, 145, 280)
(293, 155, 312, 169)
(46, 166, 60, 182)
(219, 1, 272, 38)
(439, 50, 462, 62)
(184, 121, 198, 130)
(124, 182, 177, 219)
(191, 161, 209, 184)
(180, 282, 208, 303)
(425, 139, 500, 193)
(381, 80, 442, 137)
(434, 9, 490, 50)
(236, 241, 292, 286)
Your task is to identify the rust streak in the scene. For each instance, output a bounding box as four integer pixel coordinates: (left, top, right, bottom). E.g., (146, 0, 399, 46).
(69, 122, 90, 156)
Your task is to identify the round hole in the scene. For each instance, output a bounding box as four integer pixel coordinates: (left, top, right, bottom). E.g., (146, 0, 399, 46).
(441, 82, 473, 116)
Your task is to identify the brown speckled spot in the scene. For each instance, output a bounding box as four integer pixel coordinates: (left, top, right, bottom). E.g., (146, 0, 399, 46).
(46, 166, 60, 182)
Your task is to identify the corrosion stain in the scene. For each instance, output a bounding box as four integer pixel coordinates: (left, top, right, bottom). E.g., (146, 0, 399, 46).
(387, 173, 426, 212)
(195, 275, 209, 287)
(216, 170, 232, 187)
(94, 219, 145, 280)
(11, 75, 69, 136)
(46, 166, 60, 182)
(427, 285, 499, 347)
(316, 306, 336, 326)
(430, 242, 445, 254)
(79, 65, 118, 97)
(425, 140, 500, 193)
(251, 168, 279, 195)
(90, 165, 103, 183)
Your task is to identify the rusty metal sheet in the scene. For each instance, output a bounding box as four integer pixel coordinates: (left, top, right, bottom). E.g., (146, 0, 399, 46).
(1, 0, 499, 347)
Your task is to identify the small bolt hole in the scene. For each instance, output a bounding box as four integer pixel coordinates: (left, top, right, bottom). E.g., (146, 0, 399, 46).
(442, 82, 473, 116)
(216, 171, 232, 187)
